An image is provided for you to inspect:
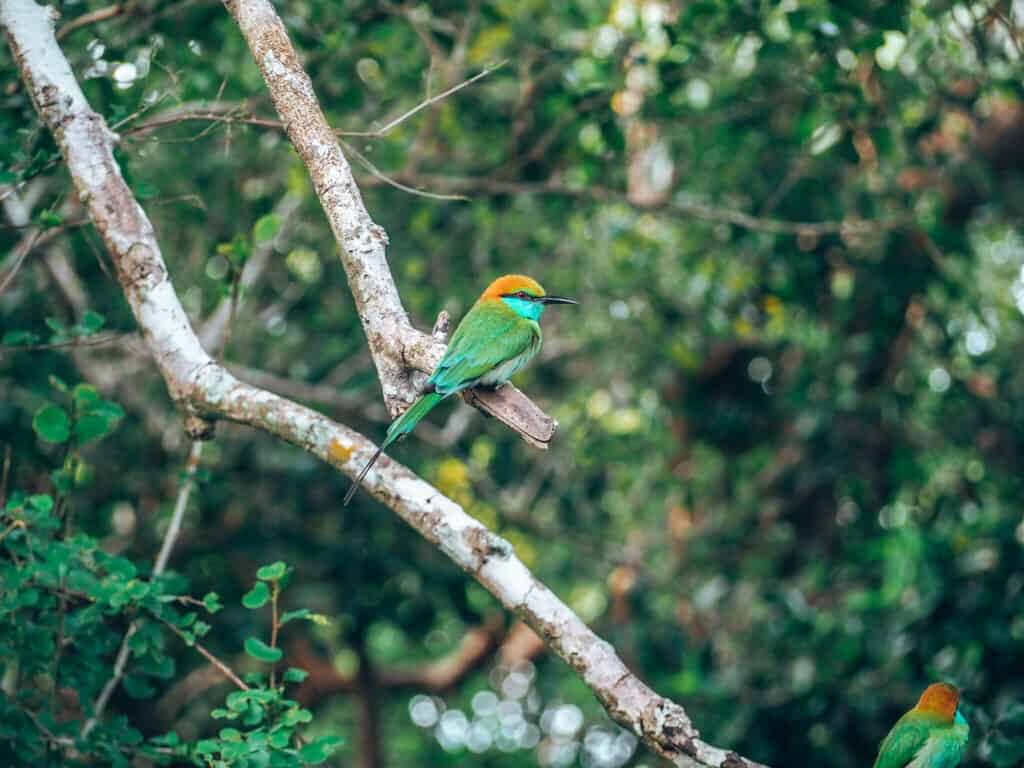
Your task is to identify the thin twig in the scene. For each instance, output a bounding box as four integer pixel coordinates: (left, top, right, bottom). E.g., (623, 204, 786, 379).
(0, 333, 127, 353)
(56, 3, 124, 40)
(340, 140, 469, 201)
(217, 271, 241, 360)
(109, 91, 173, 132)
(0, 219, 90, 298)
(342, 59, 507, 138)
(269, 581, 279, 688)
(167, 624, 250, 691)
(123, 59, 504, 142)
(0, 228, 41, 298)
(0, 445, 11, 509)
(153, 442, 203, 574)
(82, 441, 204, 737)
(358, 172, 906, 236)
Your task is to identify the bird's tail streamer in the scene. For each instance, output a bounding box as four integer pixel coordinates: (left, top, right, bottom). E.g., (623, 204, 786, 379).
(343, 391, 444, 505)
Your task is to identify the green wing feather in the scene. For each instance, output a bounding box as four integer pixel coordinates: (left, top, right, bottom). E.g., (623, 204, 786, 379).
(343, 300, 541, 506)
(428, 303, 541, 394)
(873, 717, 932, 768)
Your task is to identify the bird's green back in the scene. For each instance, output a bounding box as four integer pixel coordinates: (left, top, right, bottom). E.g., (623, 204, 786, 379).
(873, 712, 968, 768)
(428, 300, 541, 394)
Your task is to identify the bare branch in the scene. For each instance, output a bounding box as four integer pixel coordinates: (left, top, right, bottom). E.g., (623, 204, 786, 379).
(82, 440, 204, 737)
(55, 2, 122, 39)
(342, 59, 507, 138)
(123, 62, 503, 141)
(166, 624, 251, 692)
(154, 441, 203, 573)
(1, 4, 766, 765)
(341, 138, 470, 201)
(290, 616, 531, 707)
(360, 173, 905, 237)
(117, 104, 902, 238)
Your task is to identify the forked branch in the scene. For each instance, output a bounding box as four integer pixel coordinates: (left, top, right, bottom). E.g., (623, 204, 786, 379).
(0, 2, 767, 765)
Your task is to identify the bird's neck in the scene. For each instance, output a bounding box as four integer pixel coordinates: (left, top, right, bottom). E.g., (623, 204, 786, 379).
(499, 296, 544, 321)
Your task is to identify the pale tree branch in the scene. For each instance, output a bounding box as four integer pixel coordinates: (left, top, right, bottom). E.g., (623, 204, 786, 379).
(0, 3, 767, 765)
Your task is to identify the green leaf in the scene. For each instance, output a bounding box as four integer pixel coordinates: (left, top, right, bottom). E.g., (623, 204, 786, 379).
(76, 310, 105, 335)
(244, 637, 283, 663)
(33, 404, 70, 443)
(218, 727, 242, 741)
(74, 413, 121, 445)
(72, 384, 99, 406)
(150, 732, 180, 747)
(122, 673, 156, 699)
(1000, 702, 1024, 728)
(50, 467, 73, 494)
(2, 330, 40, 345)
(256, 561, 287, 581)
(45, 318, 67, 336)
(242, 581, 271, 608)
(194, 739, 219, 756)
(281, 707, 313, 727)
(253, 213, 281, 243)
(38, 209, 63, 229)
(203, 592, 223, 613)
(282, 667, 308, 683)
(27, 495, 53, 513)
(268, 729, 291, 748)
(299, 735, 344, 764)
(90, 398, 126, 420)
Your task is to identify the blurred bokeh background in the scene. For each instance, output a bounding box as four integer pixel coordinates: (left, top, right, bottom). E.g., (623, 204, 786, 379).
(3, 0, 1024, 765)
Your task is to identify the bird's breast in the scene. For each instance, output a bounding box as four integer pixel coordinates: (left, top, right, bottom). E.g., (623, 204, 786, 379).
(906, 729, 967, 768)
(479, 352, 531, 386)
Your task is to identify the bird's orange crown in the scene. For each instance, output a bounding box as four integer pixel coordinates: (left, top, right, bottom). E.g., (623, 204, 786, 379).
(481, 274, 546, 301)
(914, 683, 960, 721)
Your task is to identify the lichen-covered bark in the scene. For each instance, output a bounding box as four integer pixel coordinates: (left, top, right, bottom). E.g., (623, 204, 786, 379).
(2, 3, 768, 765)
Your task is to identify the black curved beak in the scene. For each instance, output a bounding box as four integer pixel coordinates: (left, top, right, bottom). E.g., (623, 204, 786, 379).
(540, 295, 578, 305)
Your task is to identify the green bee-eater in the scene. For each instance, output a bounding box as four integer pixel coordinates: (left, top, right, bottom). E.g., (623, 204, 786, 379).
(343, 274, 577, 504)
(873, 682, 969, 768)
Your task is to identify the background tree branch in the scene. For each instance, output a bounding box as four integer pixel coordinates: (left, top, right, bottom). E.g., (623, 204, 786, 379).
(2, 2, 767, 765)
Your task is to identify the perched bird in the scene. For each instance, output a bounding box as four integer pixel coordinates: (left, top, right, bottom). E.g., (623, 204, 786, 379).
(872, 682, 969, 768)
(343, 274, 577, 505)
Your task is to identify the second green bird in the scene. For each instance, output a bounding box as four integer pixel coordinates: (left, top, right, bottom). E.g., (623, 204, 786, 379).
(873, 682, 969, 768)
(344, 274, 577, 505)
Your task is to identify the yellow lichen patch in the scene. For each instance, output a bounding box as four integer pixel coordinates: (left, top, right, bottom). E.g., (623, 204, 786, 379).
(328, 438, 355, 466)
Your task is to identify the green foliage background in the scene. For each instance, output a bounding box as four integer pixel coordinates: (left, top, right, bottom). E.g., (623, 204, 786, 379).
(2, 0, 1024, 765)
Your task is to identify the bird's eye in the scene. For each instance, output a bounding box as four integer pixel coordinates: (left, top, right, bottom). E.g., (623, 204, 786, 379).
(517, 291, 529, 299)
